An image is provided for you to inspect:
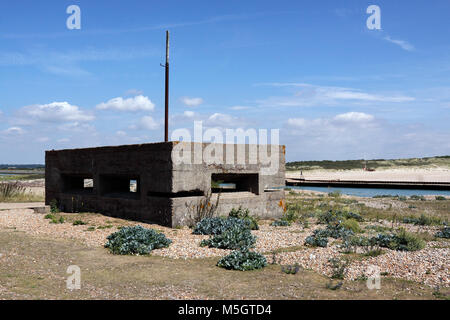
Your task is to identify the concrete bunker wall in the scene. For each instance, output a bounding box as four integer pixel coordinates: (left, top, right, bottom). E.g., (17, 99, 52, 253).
(46, 142, 286, 227)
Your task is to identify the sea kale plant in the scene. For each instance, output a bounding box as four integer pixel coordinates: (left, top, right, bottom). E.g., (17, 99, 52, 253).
(105, 226, 172, 255)
(193, 217, 251, 235)
(217, 249, 267, 271)
(271, 219, 291, 227)
(435, 226, 450, 239)
(200, 225, 256, 250)
(229, 206, 259, 230)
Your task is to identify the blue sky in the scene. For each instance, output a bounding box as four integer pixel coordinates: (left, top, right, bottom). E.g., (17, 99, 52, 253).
(0, 0, 449, 163)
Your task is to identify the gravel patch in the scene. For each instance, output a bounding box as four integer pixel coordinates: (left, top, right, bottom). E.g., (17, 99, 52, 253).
(0, 209, 448, 287)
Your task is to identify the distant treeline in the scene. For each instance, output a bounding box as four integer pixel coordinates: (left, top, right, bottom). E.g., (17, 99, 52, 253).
(286, 156, 450, 171)
(0, 164, 44, 170)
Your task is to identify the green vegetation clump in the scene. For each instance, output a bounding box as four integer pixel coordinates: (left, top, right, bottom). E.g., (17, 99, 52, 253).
(217, 249, 267, 271)
(229, 207, 259, 230)
(281, 264, 300, 275)
(435, 196, 446, 201)
(402, 214, 442, 226)
(328, 258, 349, 280)
(49, 199, 60, 213)
(317, 210, 363, 224)
(73, 220, 87, 226)
(435, 227, 450, 239)
(286, 155, 450, 171)
(410, 195, 426, 201)
(105, 226, 172, 255)
(328, 191, 341, 198)
(341, 218, 362, 233)
(0, 182, 25, 201)
(200, 226, 256, 250)
(304, 234, 328, 247)
(193, 217, 251, 235)
(371, 229, 425, 251)
(45, 213, 64, 224)
(271, 219, 291, 227)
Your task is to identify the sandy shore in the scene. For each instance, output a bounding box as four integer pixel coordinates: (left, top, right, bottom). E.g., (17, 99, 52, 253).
(286, 167, 450, 183)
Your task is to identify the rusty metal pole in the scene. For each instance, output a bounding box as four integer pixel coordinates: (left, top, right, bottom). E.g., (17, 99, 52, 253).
(164, 30, 170, 142)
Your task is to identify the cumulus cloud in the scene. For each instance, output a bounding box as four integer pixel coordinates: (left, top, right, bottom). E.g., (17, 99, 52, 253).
(19, 102, 94, 123)
(180, 96, 203, 107)
(256, 83, 415, 107)
(96, 95, 155, 112)
(383, 36, 415, 51)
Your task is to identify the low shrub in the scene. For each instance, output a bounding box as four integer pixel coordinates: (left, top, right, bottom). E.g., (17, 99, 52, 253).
(229, 207, 259, 230)
(105, 226, 172, 255)
(341, 218, 362, 233)
(217, 249, 267, 271)
(304, 234, 328, 247)
(390, 229, 426, 251)
(317, 210, 363, 224)
(282, 209, 298, 223)
(73, 220, 87, 226)
(281, 263, 300, 275)
(371, 229, 425, 251)
(271, 219, 290, 227)
(435, 227, 450, 239)
(200, 226, 256, 250)
(328, 258, 349, 280)
(328, 191, 341, 198)
(49, 199, 60, 213)
(44, 213, 55, 220)
(192, 217, 250, 235)
(305, 223, 354, 248)
(410, 195, 426, 201)
(435, 196, 446, 201)
(49, 216, 65, 224)
(402, 214, 441, 226)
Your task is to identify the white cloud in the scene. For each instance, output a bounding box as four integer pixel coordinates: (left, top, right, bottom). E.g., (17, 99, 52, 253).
(96, 95, 155, 112)
(183, 111, 195, 118)
(284, 113, 450, 161)
(334, 112, 374, 122)
(230, 105, 252, 110)
(207, 113, 234, 125)
(116, 130, 127, 136)
(180, 97, 203, 107)
(36, 137, 49, 142)
(19, 102, 94, 123)
(3, 127, 25, 135)
(287, 112, 378, 131)
(138, 116, 159, 130)
(57, 138, 70, 143)
(256, 83, 415, 107)
(383, 36, 415, 51)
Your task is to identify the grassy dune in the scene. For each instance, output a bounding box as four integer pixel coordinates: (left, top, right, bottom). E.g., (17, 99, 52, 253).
(287, 156, 450, 171)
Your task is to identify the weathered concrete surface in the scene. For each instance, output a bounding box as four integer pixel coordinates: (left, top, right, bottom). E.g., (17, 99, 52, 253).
(46, 142, 285, 227)
(0, 202, 49, 214)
